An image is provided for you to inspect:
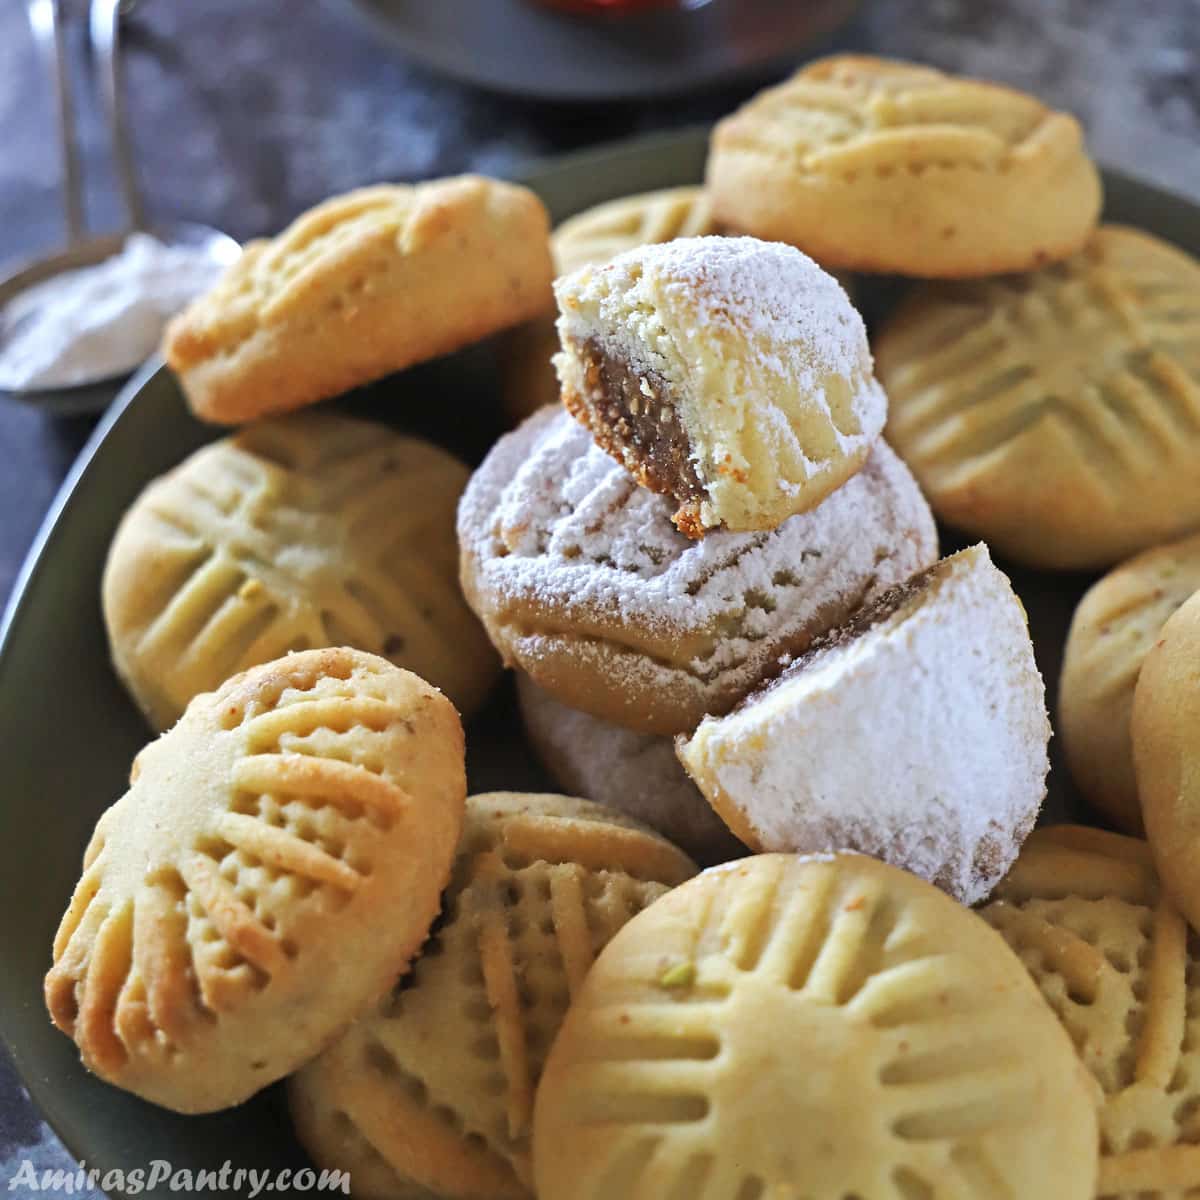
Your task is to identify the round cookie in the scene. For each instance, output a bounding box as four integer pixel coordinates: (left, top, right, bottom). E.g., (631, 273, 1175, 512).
(103, 411, 499, 731)
(458, 405, 937, 735)
(502, 187, 720, 426)
(44, 649, 466, 1113)
(516, 675, 743, 864)
(677, 544, 1049, 904)
(982, 824, 1200, 1197)
(879, 225, 1200, 569)
(164, 176, 554, 423)
(554, 237, 885, 536)
(289, 792, 696, 1198)
(1061, 531, 1200, 834)
(533, 853, 1100, 1200)
(708, 54, 1101, 277)
(1133, 589, 1200, 934)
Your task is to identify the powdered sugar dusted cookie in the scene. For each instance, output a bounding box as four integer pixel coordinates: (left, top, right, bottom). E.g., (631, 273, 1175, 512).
(458, 406, 937, 735)
(516, 675, 743, 863)
(677, 545, 1049, 903)
(554, 236, 886, 536)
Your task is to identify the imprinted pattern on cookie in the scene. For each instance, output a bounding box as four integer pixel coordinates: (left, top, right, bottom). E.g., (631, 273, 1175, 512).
(982, 825, 1200, 1198)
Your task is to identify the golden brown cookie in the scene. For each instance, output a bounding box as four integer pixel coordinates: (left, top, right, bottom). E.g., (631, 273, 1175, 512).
(103, 412, 499, 731)
(458, 406, 937, 735)
(44, 649, 466, 1113)
(553, 236, 886, 536)
(1061, 532, 1200, 834)
(516, 675, 743, 864)
(164, 177, 553, 424)
(708, 54, 1102, 277)
(501, 187, 721, 426)
(1133, 590, 1200, 934)
(880, 225, 1200, 569)
(533, 852, 1099, 1200)
(677, 545, 1049, 903)
(982, 824, 1200, 1197)
(289, 792, 695, 1198)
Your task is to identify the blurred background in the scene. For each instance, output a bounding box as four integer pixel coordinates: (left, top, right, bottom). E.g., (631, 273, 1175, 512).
(0, 0, 1197, 1189)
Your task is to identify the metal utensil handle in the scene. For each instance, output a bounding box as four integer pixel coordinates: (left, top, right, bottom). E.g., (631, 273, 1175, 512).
(25, 0, 85, 244)
(90, 0, 146, 233)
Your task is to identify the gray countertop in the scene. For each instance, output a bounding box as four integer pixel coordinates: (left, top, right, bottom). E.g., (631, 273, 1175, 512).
(1, 0, 1197, 1192)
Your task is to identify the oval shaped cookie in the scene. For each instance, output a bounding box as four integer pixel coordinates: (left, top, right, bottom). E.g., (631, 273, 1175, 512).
(459, 405, 937, 735)
(982, 824, 1200, 1197)
(45, 648, 466, 1113)
(1133, 589, 1200, 934)
(1061, 531, 1200, 834)
(554, 237, 886, 535)
(103, 411, 499, 731)
(708, 54, 1101, 277)
(533, 853, 1100, 1200)
(879, 225, 1200, 569)
(516, 675, 743, 864)
(289, 792, 696, 1198)
(677, 544, 1049, 904)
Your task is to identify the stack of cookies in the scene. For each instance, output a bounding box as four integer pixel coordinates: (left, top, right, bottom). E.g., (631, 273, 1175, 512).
(38, 50, 1200, 1200)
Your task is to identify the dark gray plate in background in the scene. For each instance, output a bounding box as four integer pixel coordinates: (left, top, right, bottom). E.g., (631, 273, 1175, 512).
(343, 0, 860, 101)
(1, 126, 1198, 1197)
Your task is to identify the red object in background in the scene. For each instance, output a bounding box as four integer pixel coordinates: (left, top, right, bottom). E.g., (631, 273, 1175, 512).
(534, 0, 697, 12)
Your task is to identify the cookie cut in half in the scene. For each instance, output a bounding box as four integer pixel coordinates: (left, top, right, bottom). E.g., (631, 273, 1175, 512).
(44, 649, 466, 1113)
(517, 675, 743, 864)
(554, 236, 886, 536)
(880, 225, 1200, 569)
(458, 406, 936, 735)
(503, 187, 722, 425)
(164, 176, 554, 423)
(677, 544, 1048, 903)
(533, 853, 1100, 1200)
(289, 792, 695, 1199)
(103, 412, 499, 731)
(1061, 531, 1200, 834)
(982, 824, 1200, 1197)
(708, 54, 1102, 277)
(1133, 590, 1200, 935)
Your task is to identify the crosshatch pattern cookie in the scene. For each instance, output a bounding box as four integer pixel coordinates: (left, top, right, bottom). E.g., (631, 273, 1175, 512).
(1061, 532, 1200, 835)
(554, 237, 887, 536)
(164, 176, 554, 423)
(1133, 591, 1200, 936)
(458, 406, 937, 735)
(533, 853, 1100, 1200)
(516, 675, 743, 864)
(502, 187, 723, 426)
(677, 545, 1050, 904)
(44, 649, 466, 1113)
(103, 412, 499, 731)
(880, 225, 1200, 569)
(289, 792, 696, 1199)
(708, 54, 1102, 277)
(982, 824, 1200, 1198)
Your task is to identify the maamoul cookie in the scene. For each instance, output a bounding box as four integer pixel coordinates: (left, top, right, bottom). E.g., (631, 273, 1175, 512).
(516, 675, 742, 864)
(533, 853, 1100, 1200)
(44, 649, 466, 1113)
(554, 236, 886, 536)
(1061, 531, 1200, 834)
(982, 824, 1200, 1197)
(458, 406, 937, 735)
(879, 225, 1200, 569)
(103, 412, 498, 731)
(502, 186, 720, 425)
(164, 176, 554, 423)
(1133, 590, 1200, 934)
(677, 545, 1048, 903)
(289, 792, 696, 1198)
(708, 54, 1102, 277)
